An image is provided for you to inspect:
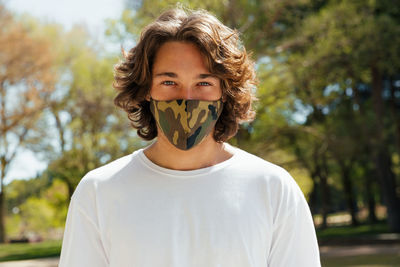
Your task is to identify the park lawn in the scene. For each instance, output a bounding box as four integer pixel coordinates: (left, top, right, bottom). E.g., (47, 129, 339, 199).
(316, 220, 390, 240)
(0, 240, 62, 262)
(321, 254, 400, 267)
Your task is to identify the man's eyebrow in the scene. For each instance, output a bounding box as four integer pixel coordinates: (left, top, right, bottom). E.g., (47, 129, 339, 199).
(153, 72, 218, 79)
(197, 73, 218, 79)
(154, 72, 177, 78)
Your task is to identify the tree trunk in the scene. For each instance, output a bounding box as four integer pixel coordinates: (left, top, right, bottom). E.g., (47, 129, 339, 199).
(309, 179, 319, 215)
(374, 149, 400, 231)
(313, 151, 330, 229)
(364, 149, 378, 224)
(0, 191, 4, 243)
(353, 80, 378, 224)
(388, 76, 400, 154)
(319, 174, 329, 229)
(339, 161, 359, 226)
(0, 158, 6, 243)
(371, 65, 400, 232)
(365, 171, 378, 223)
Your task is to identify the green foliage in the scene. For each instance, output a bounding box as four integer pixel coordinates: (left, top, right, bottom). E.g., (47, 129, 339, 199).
(108, 0, 314, 57)
(5, 179, 67, 240)
(2, 10, 148, 242)
(19, 198, 54, 235)
(283, 0, 400, 84)
(36, 22, 148, 199)
(4, 214, 21, 239)
(5, 177, 49, 214)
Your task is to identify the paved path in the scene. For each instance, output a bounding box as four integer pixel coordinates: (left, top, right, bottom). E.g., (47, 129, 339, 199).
(0, 257, 59, 267)
(0, 244, 399, 266)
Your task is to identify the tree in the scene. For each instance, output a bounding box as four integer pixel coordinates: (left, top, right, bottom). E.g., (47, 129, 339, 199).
(0, 4, 55, 243)
(279, 0, 400, 232)
(6, 178, 68, 240)
(41, 25, 146, 200)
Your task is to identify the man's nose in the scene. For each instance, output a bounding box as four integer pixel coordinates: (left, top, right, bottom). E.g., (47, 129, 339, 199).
(179, 85, 195, 100)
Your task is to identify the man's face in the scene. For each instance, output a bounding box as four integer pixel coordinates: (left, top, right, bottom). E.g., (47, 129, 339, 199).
(148, 41, 223, 149)
(149, 41, 222, 101)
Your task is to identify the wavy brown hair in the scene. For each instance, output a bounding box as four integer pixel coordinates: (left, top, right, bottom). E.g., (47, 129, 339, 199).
(113, 6, 257, 142)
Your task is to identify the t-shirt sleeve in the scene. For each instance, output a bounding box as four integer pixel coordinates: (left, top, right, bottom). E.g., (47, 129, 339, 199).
(267, 170, 321, 267)
(59, 176, 109, 267)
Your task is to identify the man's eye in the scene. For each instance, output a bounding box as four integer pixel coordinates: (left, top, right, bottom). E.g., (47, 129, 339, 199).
(162, 81, 175, 85)
(198, 82, 211, 86)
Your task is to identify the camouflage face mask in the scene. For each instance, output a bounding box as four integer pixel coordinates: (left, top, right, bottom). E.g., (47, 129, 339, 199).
(150, 99, 223, 150)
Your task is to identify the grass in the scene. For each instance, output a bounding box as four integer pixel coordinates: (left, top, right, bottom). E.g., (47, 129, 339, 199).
(0, 240, 62, 262)
(316, 220, 390, 240)
(321, 254, 400, 267)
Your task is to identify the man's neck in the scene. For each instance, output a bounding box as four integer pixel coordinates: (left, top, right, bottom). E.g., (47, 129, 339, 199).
(143, 134, 233, 171)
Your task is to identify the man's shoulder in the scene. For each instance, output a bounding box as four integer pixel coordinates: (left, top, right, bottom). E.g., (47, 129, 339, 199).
(230, 145, 302, 194)
(86, 151, 139, 179)
(231, 146, 292, 178)
(232, 146, 307, 215)
(71, 149, 143, 199)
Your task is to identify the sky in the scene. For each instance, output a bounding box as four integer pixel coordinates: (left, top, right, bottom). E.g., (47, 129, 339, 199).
(6, 0, 124, 32)
(3, 0, 125, 185)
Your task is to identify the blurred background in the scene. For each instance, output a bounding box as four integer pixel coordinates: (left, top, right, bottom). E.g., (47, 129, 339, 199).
(0, 0, 399, 266)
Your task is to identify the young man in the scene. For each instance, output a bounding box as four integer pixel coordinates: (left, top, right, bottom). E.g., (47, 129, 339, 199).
(59, 7, 321, 267)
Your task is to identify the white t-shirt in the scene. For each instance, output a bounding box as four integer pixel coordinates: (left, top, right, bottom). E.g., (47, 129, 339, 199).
(59, 144, 321, 267)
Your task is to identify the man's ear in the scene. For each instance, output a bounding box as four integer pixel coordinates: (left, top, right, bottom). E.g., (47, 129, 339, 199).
(145, 93, 151, 101)
(221, 94, 227, 103)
